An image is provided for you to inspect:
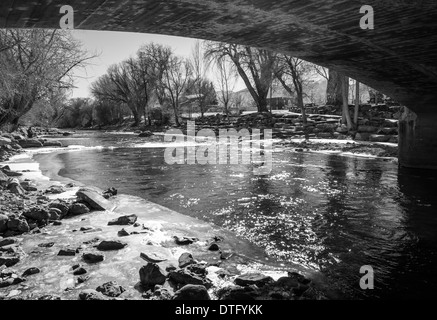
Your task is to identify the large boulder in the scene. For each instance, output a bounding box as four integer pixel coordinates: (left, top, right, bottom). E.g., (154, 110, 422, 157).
(23, 207, 50, 222)
(79, 289, 107, 300)
(96, 281, 126, 297)
(45, 185, 66, 194)
(178, 252, 196, 268)
(173, 285, 210, 300)
(97, 240, 127, 251)
(18, 139, 43, 148)
(82, 252, 105, 263)
(7, 216, 30, 233)
(139, 263, 167, 286)
(68, 203, 90, 216)
(234, 273, 274, 287)
(49, 202, 70, 217)
(76, 187, 112, 211)
(169, 269, 212, 288)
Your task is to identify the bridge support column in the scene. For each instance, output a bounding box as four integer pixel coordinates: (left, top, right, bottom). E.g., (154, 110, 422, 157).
(399, 108, 437, 169)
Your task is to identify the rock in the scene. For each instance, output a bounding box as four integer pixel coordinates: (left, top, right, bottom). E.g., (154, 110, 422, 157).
(208, 243, 220, 251)
(0, 214, 8, 233)
(37, 295, 61, 300)
(68, 203, 90, 216)
(0, 238, 18, 247)
(48, 208, 62, 221)
(102, 187, 118, 199)
(139, 263, 167, 286)
(7, 179, 25, 195)
(139, 131, 153, 138)
(173, 236, 198, 245)
(20, 181, 37, 192)
(73, 267, 87, 276)
(389, 135, 398, 144)
(42, 141, 63, 147)
(0, 254, 21, 267)
(234, 273, 273, 287)
(45, 185, 66, 194)
(78, 275, 90, 283)
(82, 253, 105, 263)
(48, 202, 69, 217)
(2, 170, 22, 177)
(38, 242, 55, 248)
(0, 137, 12, 146)
(0, 276, 25, 288)
(357, 125, 377, 133)
(186, 264, 207, 277)
(22, 267, 40, 277)
(173, 285, 210, 300)
(18, 139, 43, 148)
(107, 214, 137, 226)
(336, 125, 349, 134)
(354, 132, 370, 141)
(58, 249, 76, 256)
(216, 286, 257, 300)
(77, 187, 112, 211)
(0, 171, 9, 186)
(117, 229, 130, 237)
(23, 207, 50, 222)
(96, 281, 126, 297)
(369, 134, 391, 142)
(79, 289, 107, 300)
(178, 252, 196, 268)
(140, 252, 168, 264)
(287, 271, 312, 285)
(7, 216, 29, 233)
(169, 270, 212, 288)
(275, 277, 299, 289)
(97, 240, 127, 251)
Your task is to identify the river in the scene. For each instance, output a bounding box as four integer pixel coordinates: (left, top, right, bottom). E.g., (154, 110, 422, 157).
(34, 131, 437, 300)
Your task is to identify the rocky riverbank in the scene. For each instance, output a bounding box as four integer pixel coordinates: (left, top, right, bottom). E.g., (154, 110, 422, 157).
(1, 154, 330, 301)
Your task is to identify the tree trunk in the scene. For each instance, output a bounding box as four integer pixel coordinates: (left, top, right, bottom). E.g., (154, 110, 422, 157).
(341, 76, 353, 130)
(297, 90, 309, 140)
(326, 70, 343, 106)
(354, 80, 360, 128)
(173, 102, 180, 127)
(258, 94, 269, 113)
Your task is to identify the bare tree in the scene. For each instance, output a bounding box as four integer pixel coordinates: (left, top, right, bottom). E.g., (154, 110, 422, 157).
(0, 29, 95, 129)
(275, 56, 316, 138)
(216, 57, 237, 119)
(354, 80, 360, 127)
(162, 56, 192, 126)
(138, 43, 173, 109)
(204, 42, 278, 113)
(189, 41, 210, 117)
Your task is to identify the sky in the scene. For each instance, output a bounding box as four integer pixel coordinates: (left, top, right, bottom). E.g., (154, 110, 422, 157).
(69, 30, 245, 99)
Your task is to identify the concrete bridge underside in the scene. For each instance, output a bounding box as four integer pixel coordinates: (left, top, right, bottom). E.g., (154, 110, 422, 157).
(1, 0, 437, 169)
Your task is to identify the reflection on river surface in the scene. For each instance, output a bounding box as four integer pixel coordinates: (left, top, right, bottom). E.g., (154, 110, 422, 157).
(35, 132, 437, 299)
